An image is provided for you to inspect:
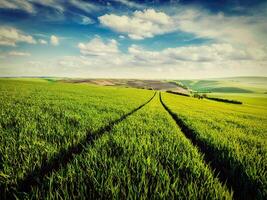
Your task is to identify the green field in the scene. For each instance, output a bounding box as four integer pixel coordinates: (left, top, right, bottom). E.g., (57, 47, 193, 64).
(0, 78, 266, 199)
(178, 77, 267, 93)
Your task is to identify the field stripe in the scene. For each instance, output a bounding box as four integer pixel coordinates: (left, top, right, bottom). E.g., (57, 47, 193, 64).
(4, 92, 156, 198)
(159, 92, 236, 197)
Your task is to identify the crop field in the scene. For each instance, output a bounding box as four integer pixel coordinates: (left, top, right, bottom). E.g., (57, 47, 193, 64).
(0, 78, 266, 199)
(178, 77, 267, 94)
(161, 93, 267, 199)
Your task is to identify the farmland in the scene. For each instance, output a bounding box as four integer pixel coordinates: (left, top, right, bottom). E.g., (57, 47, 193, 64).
(0, 79, 153, 197)
(178, 77, 267, 93)
(161, 93, 267, 199)
(0, 78, 266, 199)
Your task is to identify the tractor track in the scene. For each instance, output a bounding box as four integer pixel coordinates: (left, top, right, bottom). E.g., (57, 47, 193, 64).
(2, 92, 156, 199)
(159, 92, 249, 200)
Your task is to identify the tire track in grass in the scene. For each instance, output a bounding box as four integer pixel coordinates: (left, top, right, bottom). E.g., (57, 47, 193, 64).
(161, 92, 266, 200)
(4, 92, 156, 199)
(159, 92, 237, 198)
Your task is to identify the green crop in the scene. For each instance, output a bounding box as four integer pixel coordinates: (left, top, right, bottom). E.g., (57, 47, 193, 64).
(0, 79, 153, 196)
(0, 78, 266, 199)
(161, 92, 267, 199)
(27, 93, 231, 199)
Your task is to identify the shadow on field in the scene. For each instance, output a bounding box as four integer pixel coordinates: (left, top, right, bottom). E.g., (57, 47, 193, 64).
(3, 92, 156, 199)
(159, 92, 259, 200)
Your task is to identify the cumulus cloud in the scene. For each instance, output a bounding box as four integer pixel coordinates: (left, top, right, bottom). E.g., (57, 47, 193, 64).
(99, 9, 175, 40)
(134, 9, 170, 25)
(56, 36, 267, 78)
(97, 6, 267, 78)
(50, 35, 59, 46)
(128, 43, 267, 64)
(99, 7, 267, 48)
(8, 51, 31, 56)
(56, 55, 266, 79)
(78, 37, 119, 56)
(1, 4, 266, 78)
(0, 26, 36, 46)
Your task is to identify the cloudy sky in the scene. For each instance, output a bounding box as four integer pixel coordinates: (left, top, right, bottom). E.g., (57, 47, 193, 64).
(0, 0, 267, 79)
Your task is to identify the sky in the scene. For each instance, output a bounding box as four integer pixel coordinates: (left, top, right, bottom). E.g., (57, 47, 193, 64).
(0, 0, 267, 79)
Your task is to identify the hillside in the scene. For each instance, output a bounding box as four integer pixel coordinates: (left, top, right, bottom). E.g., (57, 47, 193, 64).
(177, 76, 267, 93)
(62, 78, 189, 93)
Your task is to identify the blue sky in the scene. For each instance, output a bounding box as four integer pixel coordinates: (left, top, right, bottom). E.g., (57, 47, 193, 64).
(0, 0, 266, 79)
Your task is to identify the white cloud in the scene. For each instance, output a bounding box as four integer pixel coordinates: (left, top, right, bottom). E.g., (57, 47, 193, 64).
(0, 26, 36, 46)
(70, 0, 99, 13)
(172, 8, 267, 47)
(1, 5, 267, 78)
(39, 39, 47, 44)
(28, 61, 42, 66)
(70, 13, 95, 25)
(0, 0, 35, 13)
(97, 7, 267, 78)
(5, 35, 263, 78)
(128, 43, 267, 64)
(8, 51, 31, 56)
(78, 37, 119, 56)
(99, 9, 175, 40)
(113, 0, 144, 9)
(99, 7, 267, 48)
(3, 34, 264, 78)
(134, 9, 171, 25)
(0, 0, 65, 13)
(50, 35, 59, 46)
(53, 36, 267, 78)
(30, 0, 64, 13)
(80, 16, 94, 25)
(0, 0, 100, 23)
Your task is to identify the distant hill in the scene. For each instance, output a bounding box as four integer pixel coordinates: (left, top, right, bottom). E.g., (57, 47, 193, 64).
(2, 76, 266, 94)
(62, 78, 189, 93)
(177, 77, 267, 93)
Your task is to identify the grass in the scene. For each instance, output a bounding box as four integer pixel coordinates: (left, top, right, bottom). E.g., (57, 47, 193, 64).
(161, 92, 267, 199)
(178, 77, 267, 93)
(205, 96, 242, 104)
(208, 93, 267, 107)
(0, 78, 266, 199)
(27, 93, 231, 199)
(0, 79, 153, 197)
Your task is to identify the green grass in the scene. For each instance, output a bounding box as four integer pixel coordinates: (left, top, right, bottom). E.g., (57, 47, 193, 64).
(161, 92, 267, 199)
(0, 78, 266, 199)
(0, 79, 153, 193)
(208, 93, 267, 107)
(178, 77, 267, 93)
(27, 93, 231, 199)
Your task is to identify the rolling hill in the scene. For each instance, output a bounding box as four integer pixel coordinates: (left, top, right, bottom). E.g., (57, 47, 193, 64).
(177, 76, 267, 93)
